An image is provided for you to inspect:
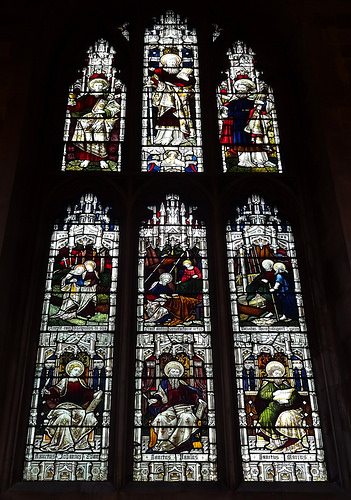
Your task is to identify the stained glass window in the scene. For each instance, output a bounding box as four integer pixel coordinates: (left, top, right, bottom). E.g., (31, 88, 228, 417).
(19, 9, 331, 487)
(133, 194, 217, 481)
(23, 194, 119, 481)
(226, 194, 327, 481)
(62, 39, 126, 172)
(142, 12, 203, 173)
(217, 42, 282, 173)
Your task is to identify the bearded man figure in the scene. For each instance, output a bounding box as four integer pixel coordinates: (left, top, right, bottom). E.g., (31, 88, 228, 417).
(255, 360, 308, 452)
(149, 50, 196, 146)
(68, 73, 120, 169)
(147, 361, 206, 453)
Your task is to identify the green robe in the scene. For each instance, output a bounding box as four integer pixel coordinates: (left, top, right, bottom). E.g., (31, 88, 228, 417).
(256, 380, 300, 437)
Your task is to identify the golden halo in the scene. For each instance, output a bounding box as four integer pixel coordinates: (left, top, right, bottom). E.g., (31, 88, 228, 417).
(160, 53, 181, 67)
(65, 360, 85, 377)
(164, 361, 184, 377)
(265, 361, 285, 377)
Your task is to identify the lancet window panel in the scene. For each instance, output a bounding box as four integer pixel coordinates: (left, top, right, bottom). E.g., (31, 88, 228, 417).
(133, 194, 217, 481)
(217, 41, 282, 173)
(142, 11, 203, 173)
(226, 194, 327, 481)
(23, 194, 119, 481)
(62, 39, 127, 172)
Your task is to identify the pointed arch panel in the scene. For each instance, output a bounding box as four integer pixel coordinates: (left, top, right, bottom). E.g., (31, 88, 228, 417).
(133, 194, 217, 481)
(227, 194, 327, 481)
(23, 194, 119, 481)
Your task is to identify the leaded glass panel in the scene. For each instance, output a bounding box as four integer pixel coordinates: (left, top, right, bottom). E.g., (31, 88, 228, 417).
(217, 42, 282, 173)
(142, 11, 203, 172)
(23, 194, 119, 481)
(133, 195, 217, 481)
(62, 39, 126, 172)
(227, 194, 327, 481)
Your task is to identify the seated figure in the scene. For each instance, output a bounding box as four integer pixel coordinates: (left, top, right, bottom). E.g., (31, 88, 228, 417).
(255, 360, 308, 452)
(41, 360, 102, 452)
(147, 361, 206, 453)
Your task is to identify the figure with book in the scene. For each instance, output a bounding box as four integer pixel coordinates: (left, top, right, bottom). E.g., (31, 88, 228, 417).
(255, 360, 308, 452)
(147, 361, 206, 453)
(148, 50, 196, 146)
(41, 360, 102, 452)
(67, 73, 120, 169)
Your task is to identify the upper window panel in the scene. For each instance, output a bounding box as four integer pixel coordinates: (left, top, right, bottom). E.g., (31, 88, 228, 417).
(217, 41, 282, 173)
(142, 11, 203, 173)
(62, 39, 126, 172)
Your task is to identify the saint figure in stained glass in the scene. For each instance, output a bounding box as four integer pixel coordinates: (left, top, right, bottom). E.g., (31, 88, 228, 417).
(41, 359, 102, 453)
(144, 253, 203, 327)
(148, 49, 195, 147)
(226, 195, 327, 481)
(63, 39, 126, 171)
(217, 41, 282, 172)
(142, 11, 203, 172)
(146, 360, 206, 453)
(23, 194, 119, 481)
(50, 260, 99, 322)
(134, 195, 217, 482)
(255, 360, 308, 453)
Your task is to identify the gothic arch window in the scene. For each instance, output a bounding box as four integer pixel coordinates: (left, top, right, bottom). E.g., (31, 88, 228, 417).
(63, 39, 126, 172)
(23, 194, 119, 481)
(217, 42, 282, 173)
(133, 194, 217, 481)
(9, 6, 341, 494)
(226, 194, 327, 481)
(142, 12, 202, 173)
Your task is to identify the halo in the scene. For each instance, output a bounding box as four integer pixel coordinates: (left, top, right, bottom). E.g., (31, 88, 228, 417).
(159, 272, 172, 284)
(265, 361, 285, 377)
(261, 259, 273, 270)
(273, 262, 286, 273)
(65, 360, 85, 377)
(164, 361, 184, 377)
(72, 264, 86, 274)
(84, 260, 96, 270)
(160, 53, 181, 67)
(165, 149, 181, 159)
(89, 77, 109, 90)
(233, 78, 255, 91)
